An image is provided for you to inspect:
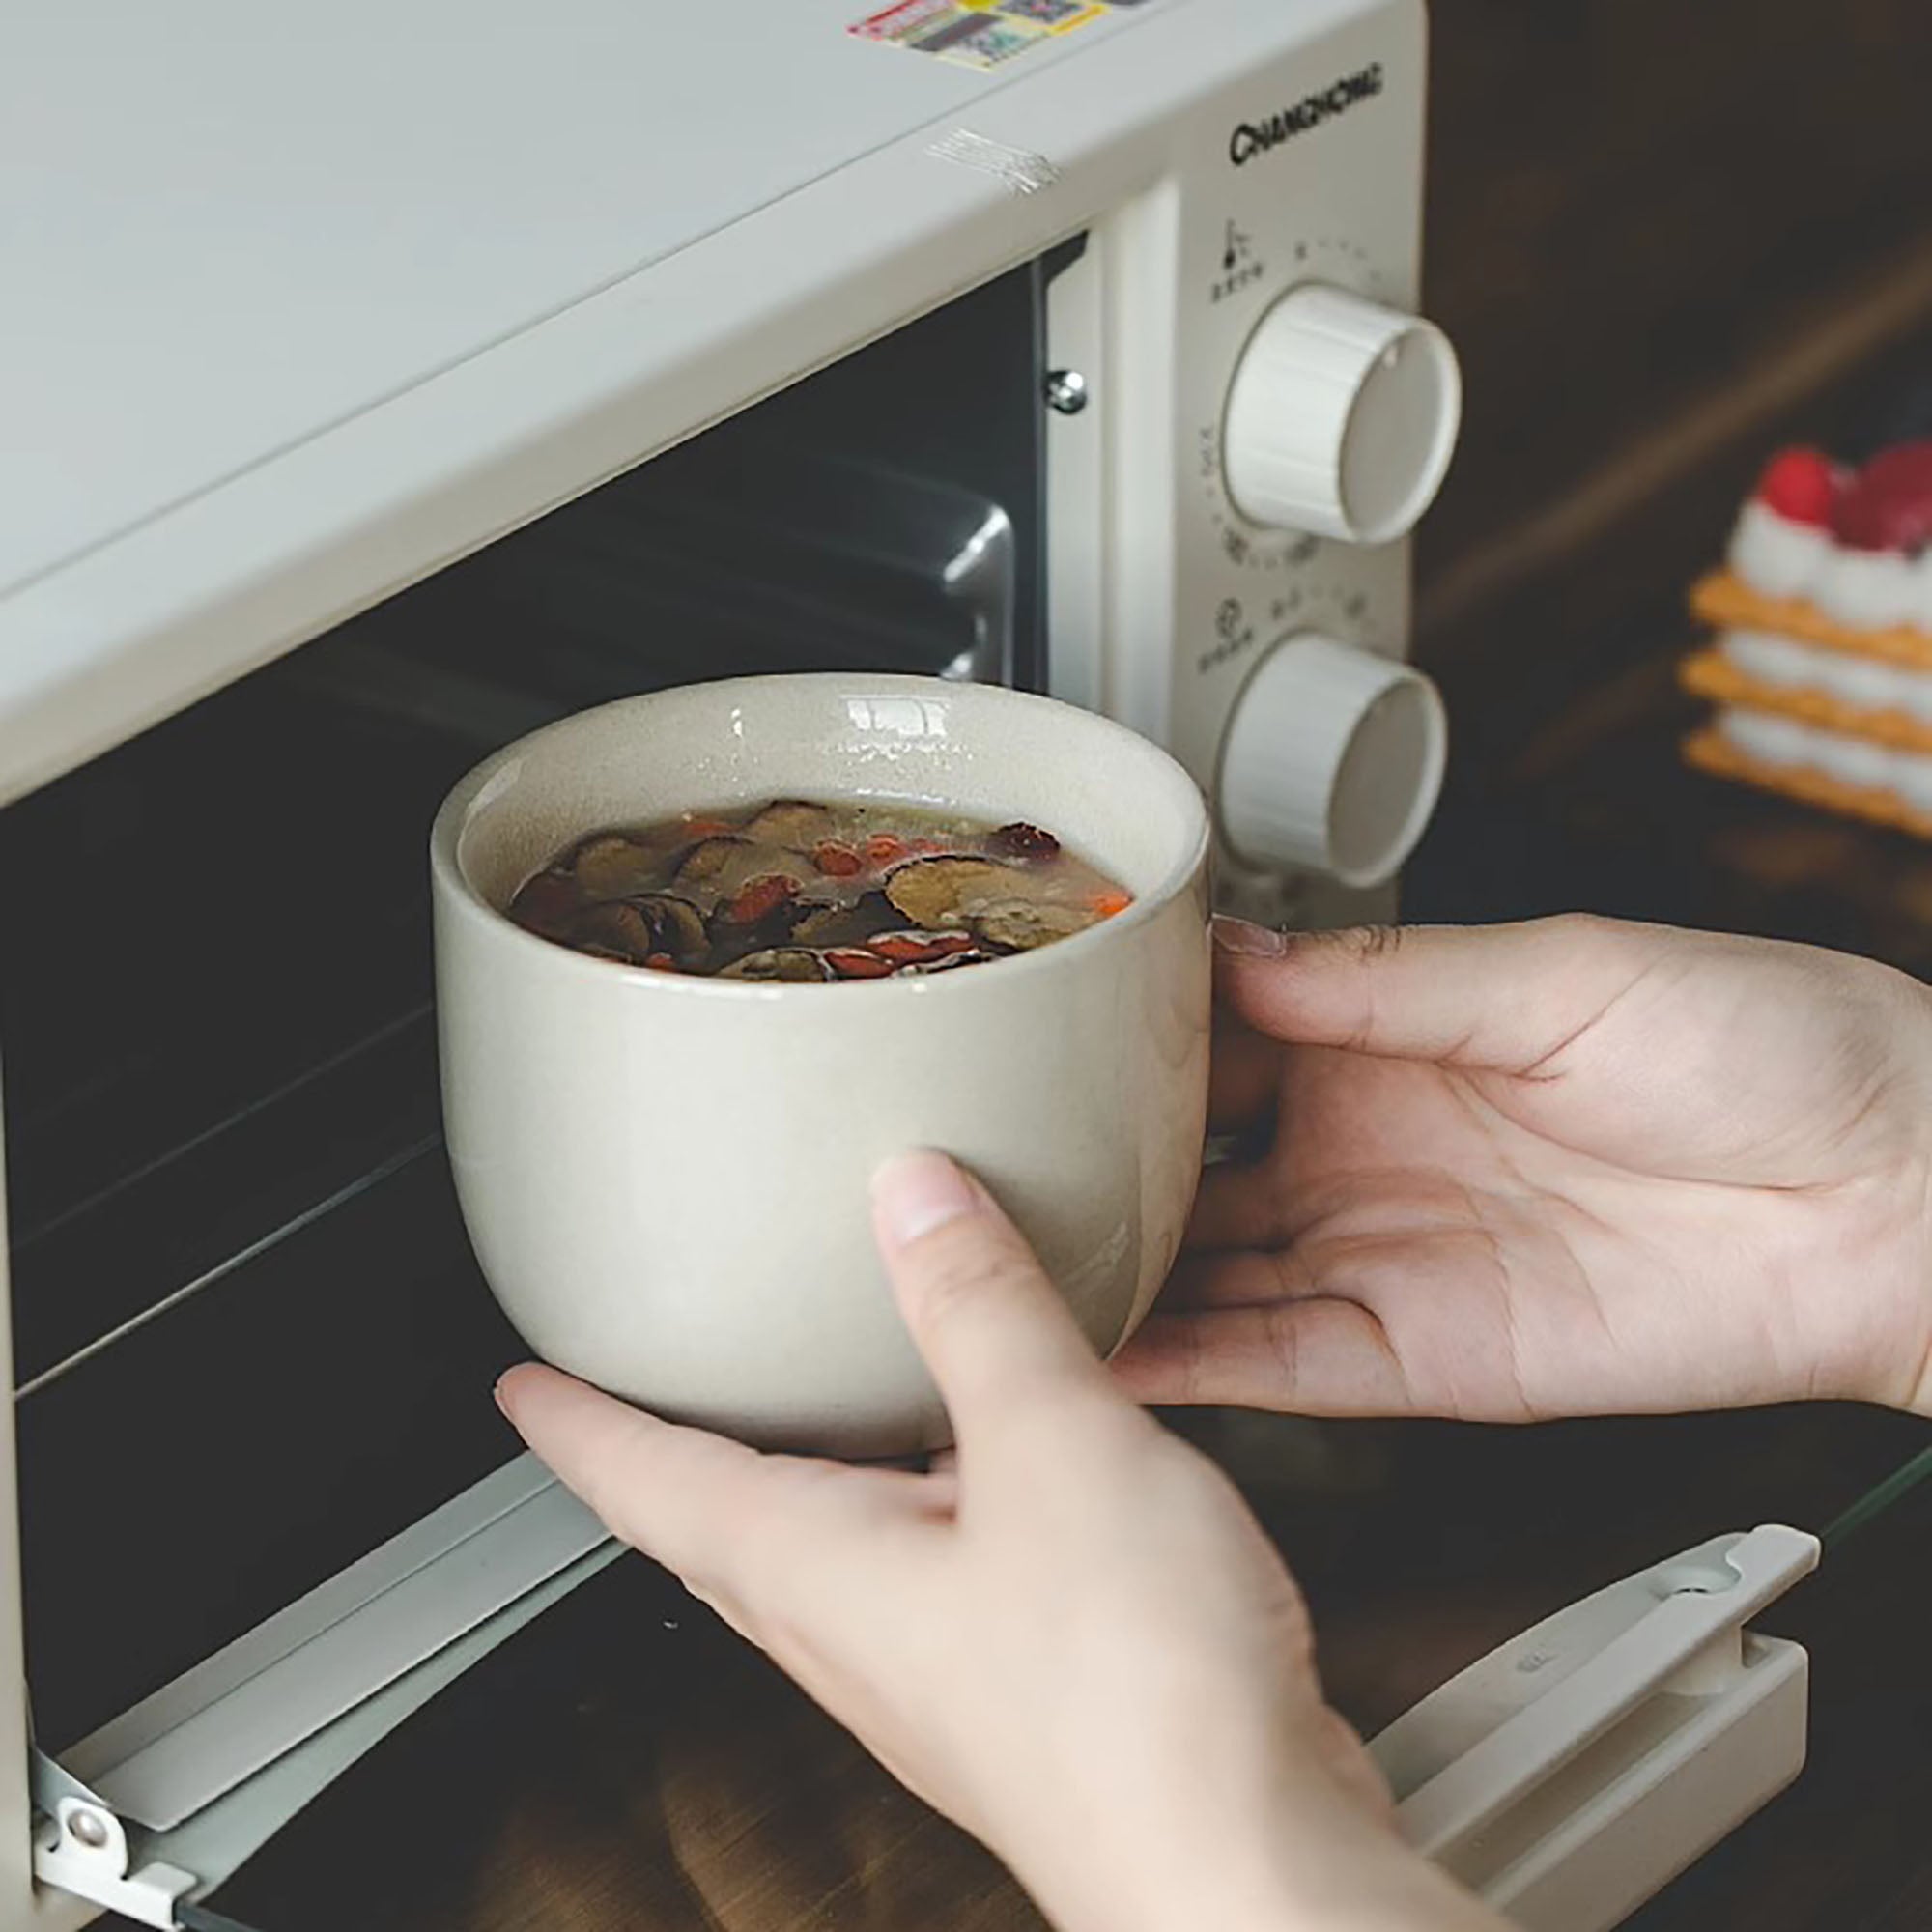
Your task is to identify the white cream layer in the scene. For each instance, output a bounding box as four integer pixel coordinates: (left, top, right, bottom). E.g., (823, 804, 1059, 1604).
(1719, 628, 1932, 721)
(1728, 501, 1932, 631)
(1717, 705, 1932, 811)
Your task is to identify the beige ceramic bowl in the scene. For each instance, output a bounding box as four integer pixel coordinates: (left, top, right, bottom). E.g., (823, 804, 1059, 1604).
(430, 673, 1212, 1458)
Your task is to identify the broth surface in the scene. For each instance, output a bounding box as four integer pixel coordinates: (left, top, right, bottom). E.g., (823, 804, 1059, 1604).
(507, 799, 1134, 980)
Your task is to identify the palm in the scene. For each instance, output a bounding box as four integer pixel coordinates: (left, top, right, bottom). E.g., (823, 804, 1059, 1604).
(1115, 921, 1932, 1422)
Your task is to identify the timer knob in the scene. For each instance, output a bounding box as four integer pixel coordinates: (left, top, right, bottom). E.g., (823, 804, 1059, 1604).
(1221, 285, 1462, 543)
(1217, 634, 1446, 885)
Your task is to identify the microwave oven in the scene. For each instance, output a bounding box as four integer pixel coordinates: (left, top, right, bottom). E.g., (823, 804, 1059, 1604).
(1, 1, 1823, 1925)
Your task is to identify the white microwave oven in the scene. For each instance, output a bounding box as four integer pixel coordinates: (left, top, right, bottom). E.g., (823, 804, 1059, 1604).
(0, 2, 1822, 1925)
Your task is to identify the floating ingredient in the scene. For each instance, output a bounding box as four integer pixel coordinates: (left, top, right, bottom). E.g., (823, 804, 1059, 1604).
(883, 856, 1017, 928)
(721, 948, 833, 982)
(508, 797, 1133, 980)
(571, 833, 661, 900)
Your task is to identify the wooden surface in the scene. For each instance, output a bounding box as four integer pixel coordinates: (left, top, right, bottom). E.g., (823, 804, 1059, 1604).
(202, 1406, 1932, 1931)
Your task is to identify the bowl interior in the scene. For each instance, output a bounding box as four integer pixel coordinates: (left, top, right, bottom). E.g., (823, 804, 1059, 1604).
(442, 675, 1208, 918)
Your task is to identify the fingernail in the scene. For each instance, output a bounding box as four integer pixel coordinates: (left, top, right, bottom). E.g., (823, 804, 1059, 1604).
(1212, 915, 1288, 957)
(493, 1367, 532, 1420)
(873, 1150, 979, 1246)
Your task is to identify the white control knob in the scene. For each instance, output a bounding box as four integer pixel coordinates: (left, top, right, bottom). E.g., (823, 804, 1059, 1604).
(1222, 285, 1462, 544)
(1217, 634, 1446, 886)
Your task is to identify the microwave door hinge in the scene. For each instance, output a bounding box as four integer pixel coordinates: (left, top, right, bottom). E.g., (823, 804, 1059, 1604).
(31, 1747, 197, 1928)
(28, 1455, 618, 1926)
(1370, 1523, 1820, 1932)
(27, 1541, 613, 1928)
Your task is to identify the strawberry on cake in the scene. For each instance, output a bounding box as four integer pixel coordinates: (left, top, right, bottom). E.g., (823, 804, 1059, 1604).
(1682, 439, 1932, 834)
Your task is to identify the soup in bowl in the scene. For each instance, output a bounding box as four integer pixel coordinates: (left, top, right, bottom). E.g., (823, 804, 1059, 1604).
(430, 673, 1212, 1458)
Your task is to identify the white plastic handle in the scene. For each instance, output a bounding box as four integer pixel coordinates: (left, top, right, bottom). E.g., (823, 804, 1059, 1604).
(1372, 1524, 1820, 1932)
(1387, 1524, 1817, 1856)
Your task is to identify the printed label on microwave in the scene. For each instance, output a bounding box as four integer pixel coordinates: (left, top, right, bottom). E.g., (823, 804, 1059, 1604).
(849, 0, 1115, 71)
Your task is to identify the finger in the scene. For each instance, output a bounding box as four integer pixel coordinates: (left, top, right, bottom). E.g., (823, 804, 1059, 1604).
(871, 1151, 1116, 1444)
(1109, 1302, 1420, 1415)
(1208, 1013, 1282, 1133)
(496, 1364, 932, 1596)
(1212, 914, 1653, 1072)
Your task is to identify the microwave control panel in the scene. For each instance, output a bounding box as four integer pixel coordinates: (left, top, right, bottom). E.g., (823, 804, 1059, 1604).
(1044, 0, 1453, 929)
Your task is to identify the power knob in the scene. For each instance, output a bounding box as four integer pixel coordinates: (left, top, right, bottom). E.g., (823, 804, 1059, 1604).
(1217, 634, 1446, 886)
(1222, 284, 1462, 544)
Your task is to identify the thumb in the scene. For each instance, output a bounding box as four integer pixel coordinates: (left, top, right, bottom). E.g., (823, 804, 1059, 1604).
(1210, 913, 1654, 1071)
(871, 1151, 1115, 1445)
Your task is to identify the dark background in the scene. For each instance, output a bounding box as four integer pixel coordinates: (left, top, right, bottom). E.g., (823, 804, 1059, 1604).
(1406, 0, 1932, 971)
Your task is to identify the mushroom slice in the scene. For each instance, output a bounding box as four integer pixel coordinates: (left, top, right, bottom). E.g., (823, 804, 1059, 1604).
(792, 891, 895, 949)
(745, 799, 838, 848)
(631, 893, 708, 961)
(883, 856, 1018, 929)
(570, 833, 659, 900)
(674, 835, 754, 886)
(971, 899, 1094, 952)
(720, 948, 832, 982)
(574, 901, 660, 961)
(509, 870, 581, 941)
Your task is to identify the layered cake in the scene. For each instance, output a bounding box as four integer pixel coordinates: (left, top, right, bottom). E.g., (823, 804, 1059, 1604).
(1682, 440, 1932, 834)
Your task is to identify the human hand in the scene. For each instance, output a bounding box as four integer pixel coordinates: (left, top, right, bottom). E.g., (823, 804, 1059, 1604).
(1116, 915, 1932, 1423)
(498, 1151, 1499, 1932)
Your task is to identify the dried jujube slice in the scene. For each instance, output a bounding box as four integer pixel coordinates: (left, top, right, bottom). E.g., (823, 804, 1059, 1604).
(630, 893, 707, 960)
(510, 871, 581, 940)
(571, 833, 659, 899)
(791, 891, 895, 948)
(674, 836, 754, 886)
(575, 901, 660, 961)
(883, 856, 1018, 928)
(721, 948, 832, 982)
(746, 800, 838, 847)
(990, 822, 1061, 862)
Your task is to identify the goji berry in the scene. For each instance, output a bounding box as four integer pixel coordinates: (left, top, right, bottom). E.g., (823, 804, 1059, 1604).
(813, 841, 864, 876)
(825, 948, 897, 979)
(720, 874, 800, 924)
(867, 930, 976, 964)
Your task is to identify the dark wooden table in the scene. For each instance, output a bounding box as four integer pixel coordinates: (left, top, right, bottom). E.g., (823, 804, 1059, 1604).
(200, 1402, 1931, 1931)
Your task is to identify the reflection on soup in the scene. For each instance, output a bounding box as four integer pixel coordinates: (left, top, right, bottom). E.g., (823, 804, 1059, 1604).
(507, 799, 1135, 981)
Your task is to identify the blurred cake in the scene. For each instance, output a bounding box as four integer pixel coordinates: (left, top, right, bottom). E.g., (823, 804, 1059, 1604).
(1682, 440, 1932, 834)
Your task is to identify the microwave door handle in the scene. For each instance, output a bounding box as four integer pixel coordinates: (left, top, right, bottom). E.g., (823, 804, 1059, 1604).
(1369, 1522, 1819, 1932)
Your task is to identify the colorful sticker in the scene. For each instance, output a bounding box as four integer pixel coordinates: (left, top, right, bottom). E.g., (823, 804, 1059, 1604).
(850, 0, 1122, 70)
